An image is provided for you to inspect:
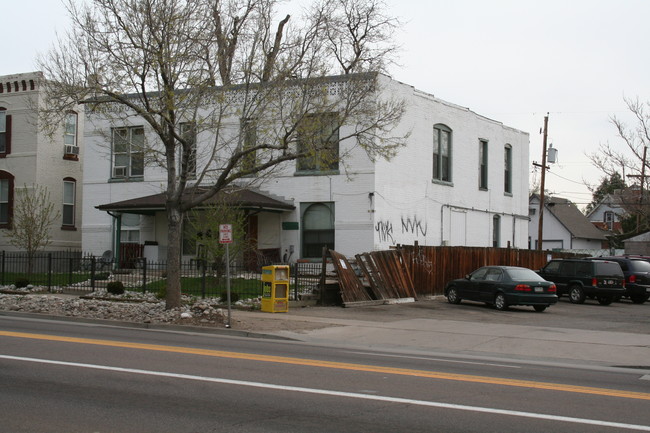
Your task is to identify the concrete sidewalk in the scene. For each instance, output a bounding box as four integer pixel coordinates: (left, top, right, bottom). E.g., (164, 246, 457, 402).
(233, 301, 650, 368)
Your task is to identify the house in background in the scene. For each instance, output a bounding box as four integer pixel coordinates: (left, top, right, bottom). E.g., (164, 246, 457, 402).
(586, 193, 626, 236)
(529, 194, 607, 250)
(0, 72, 83, 251)
(83, 74, 530, 263)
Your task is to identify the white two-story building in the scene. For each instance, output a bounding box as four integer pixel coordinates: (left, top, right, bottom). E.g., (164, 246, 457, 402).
(0, 72, 83, 251)
(83, 74, 529, 263)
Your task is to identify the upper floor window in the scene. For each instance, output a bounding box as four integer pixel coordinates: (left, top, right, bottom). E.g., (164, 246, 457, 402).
(179, 122, 196, 178)
(504, 144, 512, 194)
(62, 178, 76, 228)
(433, 124, 451, 182)
(479, 139, 488, 190)
(0, 171, 14, 228)
(112, 126, 144, 179)
(296, 113, 339, 173)
(63, 112, 79, 159)
(239, 118, 257, 175)
(0, 108, 11, 156)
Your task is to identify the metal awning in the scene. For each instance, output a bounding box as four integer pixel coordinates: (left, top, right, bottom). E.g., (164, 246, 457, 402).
(96, 187, 295, 214)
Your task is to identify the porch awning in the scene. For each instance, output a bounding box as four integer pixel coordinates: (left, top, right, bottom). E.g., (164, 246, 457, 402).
(96, 187, 295, 214)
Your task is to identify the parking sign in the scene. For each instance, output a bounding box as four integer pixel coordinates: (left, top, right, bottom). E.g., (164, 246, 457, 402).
(219, 224, 233, 244)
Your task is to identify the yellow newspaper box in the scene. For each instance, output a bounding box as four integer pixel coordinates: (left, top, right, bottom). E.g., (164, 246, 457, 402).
(261, 265, 290, 313)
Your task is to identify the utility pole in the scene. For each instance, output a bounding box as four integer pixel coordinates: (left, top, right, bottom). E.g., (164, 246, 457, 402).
(536, 114, 549, 251)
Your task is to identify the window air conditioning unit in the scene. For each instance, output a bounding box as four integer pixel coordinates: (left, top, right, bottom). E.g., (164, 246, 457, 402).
(113, 166, 127, 178)
(65, 145, 80, 155)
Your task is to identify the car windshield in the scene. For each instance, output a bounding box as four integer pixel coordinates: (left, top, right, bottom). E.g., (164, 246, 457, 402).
(506, 268, 545, 282)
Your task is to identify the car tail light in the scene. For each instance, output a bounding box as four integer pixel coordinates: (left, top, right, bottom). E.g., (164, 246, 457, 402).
(591, 278, 598, 287)
(515, 284, 531, 291)
(548, 284, 557, 293)
(629, 275, 637, 284)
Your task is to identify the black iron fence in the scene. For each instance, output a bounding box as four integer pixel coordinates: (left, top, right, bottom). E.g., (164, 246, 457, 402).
(0, 250, 322, 301)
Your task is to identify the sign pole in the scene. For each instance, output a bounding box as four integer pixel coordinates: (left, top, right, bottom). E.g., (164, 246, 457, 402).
(219, 224, 233, 328)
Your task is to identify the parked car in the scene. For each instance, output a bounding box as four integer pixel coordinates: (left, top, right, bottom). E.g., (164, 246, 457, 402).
(444, 266, 558, 312)
(587, 256, 650, 304)
(536, 259, 625, 305)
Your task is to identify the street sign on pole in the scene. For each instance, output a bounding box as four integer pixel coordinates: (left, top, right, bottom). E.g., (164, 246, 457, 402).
(219, 224, 233, 244)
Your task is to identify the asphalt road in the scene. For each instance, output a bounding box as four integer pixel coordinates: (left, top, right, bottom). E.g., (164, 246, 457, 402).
(1, 315, 649, 432)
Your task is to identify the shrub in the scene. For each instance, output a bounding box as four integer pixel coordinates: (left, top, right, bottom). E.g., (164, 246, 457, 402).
(106, 281, 125, 295)
(221, 290, 239, 303)
(94, 272, 111, 281)
(15, 278, 30, 288)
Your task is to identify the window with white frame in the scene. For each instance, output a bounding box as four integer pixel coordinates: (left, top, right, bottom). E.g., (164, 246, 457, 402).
(479, 139, 488, 190)
(64, 112, 78, 152)
(120, 213, 140, 243)
(112, 126, 144, 179)
(433, 124, 451, 182)
(179, 122, 196, 178)
(301, 202, 335, 258)
(62, 179, 76, 227)
(504, 144, 512, 194)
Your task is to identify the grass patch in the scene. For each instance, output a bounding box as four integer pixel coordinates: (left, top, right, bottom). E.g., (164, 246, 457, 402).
(1, 272, 91, 287)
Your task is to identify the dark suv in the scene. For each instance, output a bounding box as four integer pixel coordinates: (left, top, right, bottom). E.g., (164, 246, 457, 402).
(537, 259, 625, 305)
(587, 256, 650, 304)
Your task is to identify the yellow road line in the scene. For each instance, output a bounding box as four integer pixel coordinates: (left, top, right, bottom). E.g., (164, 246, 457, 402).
(2, 330, 649, 401)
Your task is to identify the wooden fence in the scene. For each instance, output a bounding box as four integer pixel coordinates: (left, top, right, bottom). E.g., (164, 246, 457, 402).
(399, 245, 582, 297)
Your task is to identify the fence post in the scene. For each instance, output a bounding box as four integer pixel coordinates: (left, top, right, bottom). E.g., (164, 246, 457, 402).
(293, 263, 298, 301)
(91, 256, 96, 291)
(1, 251, 4, 286)
(141, 259, 147, 293)
(47, 253, 53, 292)
(68, 257, 73, 287)
(201, 259, 206, 299)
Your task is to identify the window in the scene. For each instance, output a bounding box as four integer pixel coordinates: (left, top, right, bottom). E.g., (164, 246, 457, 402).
(479, 139, 488, 190)
(301, 202, 334, 258)
(240, 118, 257, 174)
(297, 113, 339, 172)
(529, 208, 536, 216)
(62, 178, 76, 227)
(504, 144, 512, 194)
(0, 171, 14, 228)
(180, 122, 196, 178)
(492, 215, 501, 247)
(433, 124, 451, 182)
(64, 112, 78, 147)
(0, 107, 11, 156)
(112, 126, 144, 179)
(120, 213, 141, 243)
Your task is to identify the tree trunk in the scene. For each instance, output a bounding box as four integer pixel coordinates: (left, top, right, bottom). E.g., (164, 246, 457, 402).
(165, 205, 183, 309)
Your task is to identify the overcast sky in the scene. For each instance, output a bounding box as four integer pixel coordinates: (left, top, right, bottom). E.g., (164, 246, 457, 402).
(2, 0, 649, 210)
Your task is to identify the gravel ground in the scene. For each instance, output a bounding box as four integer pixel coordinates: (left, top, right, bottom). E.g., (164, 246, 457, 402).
(0, 287, 333, 333)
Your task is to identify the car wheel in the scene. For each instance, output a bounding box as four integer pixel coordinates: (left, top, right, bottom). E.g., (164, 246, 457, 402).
(597, 296, 613, 306)
(533, 305, 547, 312)
(630, 294, 649, 304)
(494, 293, 508, 311)
(568, 285, 585, 304)
(446, 287, 461, 304)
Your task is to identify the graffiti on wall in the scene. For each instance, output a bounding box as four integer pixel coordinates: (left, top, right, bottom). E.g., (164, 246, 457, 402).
(375, 220, 395, 244)
(401, 216, 428, 237)
(375, 215, 428, 245)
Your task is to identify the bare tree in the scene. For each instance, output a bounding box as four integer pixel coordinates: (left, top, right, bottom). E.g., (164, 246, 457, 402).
(587, 96, 650, 232)
(8, 185, 60, 276)
(39, 0, 407, 308)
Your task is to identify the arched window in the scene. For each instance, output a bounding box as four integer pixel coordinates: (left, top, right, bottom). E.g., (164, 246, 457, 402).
(433, 124, 452, 182)
(492, 215, 501, 248)
(62, 178, 76, 228)
(0, 171, 15, 228)
(301, 203, 335, 258)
